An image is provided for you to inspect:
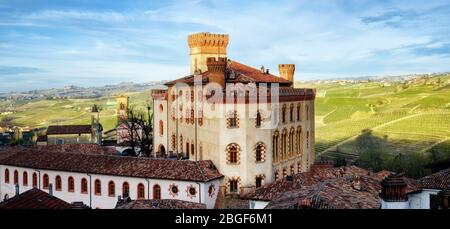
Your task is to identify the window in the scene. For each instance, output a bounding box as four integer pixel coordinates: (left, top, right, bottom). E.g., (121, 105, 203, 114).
(281, 129, 288, 160)
(186, 142, 190, 156)
(290, 165, 295, 175)
(55, 175, 62, 191)
(227, 143, 240, 164)
(198, 109, 203, 126)
(273, 131, 280, 163)
(43, 174, 49, 189)
(227, 110, 238, 128)
(159, 120, 164, 136)
(56, 139, 64, 145)
(153, 185, 161, 199)
(255, 176, 264, 188)
(290, 104, 294, 122)
(306, 104, 309, 120)
(122, 182, 130, 197)
(68, 177, 74, 192)
(94, 179, 101, 195)
(297, 104, 301, 121)
(108, 181, 115, 197)
(191, 143, 195, 156)
(282, 105, 287, 123)
(13, 170, 18, 185)
(32, 173, 37, 187)
(289, 128, 295, 157)
(137, 183, 145, 199)
(297, 162, 302, 173)
(159, 104, 164, 113)
(283, 169, 288, 178)
(255, 142, 265, 162)
(274, 171, 279, 181)
(4, 169, 9, 183)
(296, 127, 302, 155)
(179, 135, 183, 153)
(170, 184, 179, 196)
(23, 172, 28, 186)
(256, 110, 262, 127)
(229, 179, 238, 193)
(171, 134, 176, 151)
(81, 178, 88, 194)
(430, 194, 440, 209)
(190, 108, 194, 124)
(189, 187, 197, 196)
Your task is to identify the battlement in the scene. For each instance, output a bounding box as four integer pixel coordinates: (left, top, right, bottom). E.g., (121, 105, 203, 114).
(207, 57, 228, 66)
(188, 32, 229, 48)
(278, 64, 296, 83)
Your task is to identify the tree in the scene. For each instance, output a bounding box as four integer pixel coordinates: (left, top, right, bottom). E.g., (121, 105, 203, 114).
(117, 105, 153, 157)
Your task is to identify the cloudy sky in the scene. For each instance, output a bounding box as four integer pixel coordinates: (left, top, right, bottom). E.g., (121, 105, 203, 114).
(1, 0, 450, 92)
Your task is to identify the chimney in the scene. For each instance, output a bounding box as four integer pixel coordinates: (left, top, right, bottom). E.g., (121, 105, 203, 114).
(206, 57, 227, 88)
(380, 173, 409, 209)
(278, 64, 295, 82)
(351, 175, 362, 191)
(15, 183, 19, 196)
(49, 183, 53, 197)
(260, 66, 265, 73)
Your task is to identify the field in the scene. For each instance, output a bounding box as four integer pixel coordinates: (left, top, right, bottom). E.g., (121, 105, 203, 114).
(0, 90, 152, 132)
(297, 74, 450, 164)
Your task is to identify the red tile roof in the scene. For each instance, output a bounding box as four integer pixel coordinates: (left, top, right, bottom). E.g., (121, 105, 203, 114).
(47, 125, 92, 135)
(115, 199, 206, 209)
(165, 60, 293, 86)
(0, 150, 223, 182)
(36, 144, 117, 155)
(0, 188, 73, 209)
(418, 168, 450, 190)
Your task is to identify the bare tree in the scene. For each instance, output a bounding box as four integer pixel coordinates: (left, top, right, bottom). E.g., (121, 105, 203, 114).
(117, 105, 153, 157)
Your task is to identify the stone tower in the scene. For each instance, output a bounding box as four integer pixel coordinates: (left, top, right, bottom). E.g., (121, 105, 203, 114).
(116, 95, 129, 122)
(278, 64, 295, 83)
(187, 32, 229, 75)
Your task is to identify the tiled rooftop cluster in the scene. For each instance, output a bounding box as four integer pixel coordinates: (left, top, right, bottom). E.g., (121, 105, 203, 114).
(0, 188, 73, 209)
(115, 199, 206, 209)
(0, 150, 223, 182)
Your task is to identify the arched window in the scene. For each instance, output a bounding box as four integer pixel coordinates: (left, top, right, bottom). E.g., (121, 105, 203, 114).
(283, 168, 288, 178)
(13, 170, 18, 185)
(274, 171, 279, 181)
(297, 103, 301, 121)
(108, 181, 115, 197)
(4, 169, 9, 183)
(306, 104, 309, 120)
(289, 128, 295, 157)
(32, 173, 37, 187)
(190, 108, 194, 124)
(256, 110, 262, 127)
(281, 129, 288, 160)
(23, 172, 28, 186)
(179, 135, 183, 153)
(255, 142, 265, 162)
(43, 174, 49, 189)
(297, 162, 302, 173)
(94, 179, 101, 195)
(68, 177, 74, 192)
(226, 143, 240, 164)
(227, 110, 238, 128)
(290, 165, 295, 175)
(55, 175, 62, 191)
(159, 104, 164, 113)
(229, 178, 238, 193)
(273, 131, 280, 163)
(153, 185, 161, 199)
(255, 175, 264, 188)
(198, 109, 203, 126)
(159, 120, 164, 136)
(290, 104, 294, 122)
(296, 127, 302, 155)
(282, 104, 287, 123)
(81, 178, 88, 194)
(137, 183, 145, 199)
(122, 182, 130, 198)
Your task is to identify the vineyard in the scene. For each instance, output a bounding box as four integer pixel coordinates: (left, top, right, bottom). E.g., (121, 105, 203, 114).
(298, 74, 450, 163)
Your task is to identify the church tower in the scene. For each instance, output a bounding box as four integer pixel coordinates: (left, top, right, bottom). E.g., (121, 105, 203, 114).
(187, 32, 229, 75)
(116, 95, 129, 122)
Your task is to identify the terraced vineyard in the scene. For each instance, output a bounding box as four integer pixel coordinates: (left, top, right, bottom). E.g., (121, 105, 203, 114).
(298, 74, 450, 163)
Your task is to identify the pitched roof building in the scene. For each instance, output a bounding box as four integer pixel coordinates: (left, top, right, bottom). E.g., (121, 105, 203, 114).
(0, 188, 73, 209)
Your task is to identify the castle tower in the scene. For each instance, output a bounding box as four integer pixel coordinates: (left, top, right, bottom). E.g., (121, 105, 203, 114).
(188, 32, 229, 75)
(116, 95, 129, 122)
(206, 57, 227, 88)
(278, 64, 295, 83)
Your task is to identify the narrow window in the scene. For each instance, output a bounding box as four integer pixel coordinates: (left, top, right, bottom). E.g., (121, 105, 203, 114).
(32, 173, 37, 187)
(153, 185, 161, 199)
(4, 169, 9, 184)
(81, 178, 88, 194)
(108, 181, 115, 197)
(229, 179, 238, 193)
(94, 179, 101, 195)
(23, 172, 28, 186)
(122, 182, 130, 198)
(13, 170, 18, 185)
(137, 183, 145, 199)
(68, 177, 74, 192)
(43, 174, 49, 189)
(55, 175, 62, 191)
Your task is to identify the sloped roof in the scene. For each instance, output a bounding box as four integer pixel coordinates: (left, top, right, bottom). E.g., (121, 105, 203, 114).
(165, 60, 293, 86)
(115, 199, 206, 209)
(418, 168, 450, 190)
(0, 188, 72, 209)
(0, 150, 223, 182)
(47, 125, 92, 135)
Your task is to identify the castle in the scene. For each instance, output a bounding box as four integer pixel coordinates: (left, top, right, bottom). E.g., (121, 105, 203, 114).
(152, 32, 316, 195)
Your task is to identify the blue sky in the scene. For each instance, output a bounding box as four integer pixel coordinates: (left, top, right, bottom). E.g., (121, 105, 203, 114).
(1, 0, 450, 92)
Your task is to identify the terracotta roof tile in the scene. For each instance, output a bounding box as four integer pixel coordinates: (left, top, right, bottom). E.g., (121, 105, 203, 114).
(0, 150, 223, 182)
(418, 168, 450, 190)
(115, 199, 206, 209)
(47, 125, 92, 135)
(0, 188, 73, 209)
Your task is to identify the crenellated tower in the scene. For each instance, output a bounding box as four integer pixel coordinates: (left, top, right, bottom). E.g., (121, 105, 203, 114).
(188, 32, 229, 75)
(278, 64, 295, 83)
